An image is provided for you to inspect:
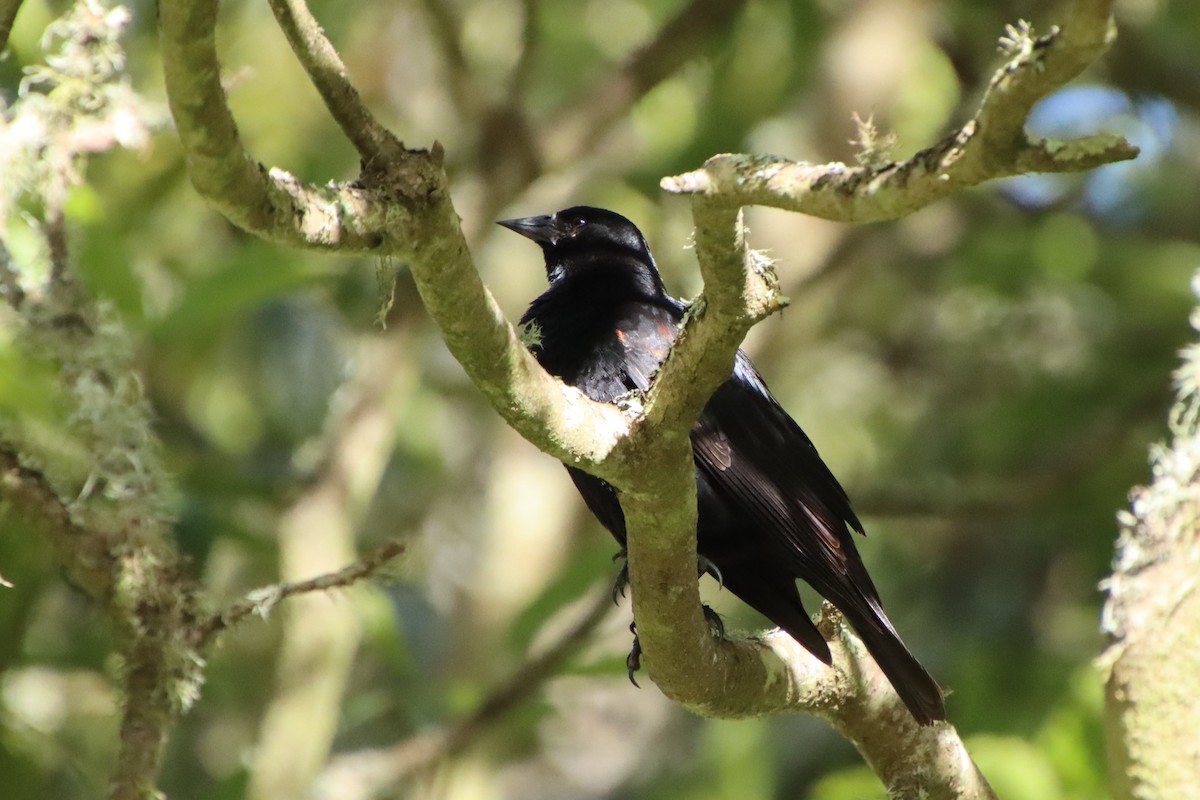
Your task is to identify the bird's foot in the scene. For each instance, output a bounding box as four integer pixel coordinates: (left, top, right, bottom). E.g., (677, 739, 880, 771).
(624, 606, 724, 688)
(616, 550, 724, 686)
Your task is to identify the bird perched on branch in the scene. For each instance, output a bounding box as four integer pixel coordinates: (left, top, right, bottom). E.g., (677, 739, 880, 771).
(500, 205, 945, 725)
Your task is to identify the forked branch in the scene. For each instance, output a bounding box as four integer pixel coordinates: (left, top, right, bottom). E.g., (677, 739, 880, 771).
(661, 0, 1137, 221)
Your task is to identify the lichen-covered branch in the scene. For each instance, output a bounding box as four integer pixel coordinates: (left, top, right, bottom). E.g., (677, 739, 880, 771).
(642, 204, 785, 437)
(194, 541, 405, 648)
(604, 3, 1144, 792)
(1101, 276, 1200, 800)
(616, 206, 785, 710)
(0, 445, 115, 603)
(799, 615, 996, 800)
(1, 5, 199, 797)
(158, 0, 387, 251)
(661, 0, 1138, 221)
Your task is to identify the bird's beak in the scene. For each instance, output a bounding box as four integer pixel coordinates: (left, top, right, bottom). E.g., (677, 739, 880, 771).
(497, 214, 558, 245)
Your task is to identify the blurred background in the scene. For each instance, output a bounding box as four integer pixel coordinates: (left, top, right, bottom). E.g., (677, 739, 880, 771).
(2, 0, 1198, 797)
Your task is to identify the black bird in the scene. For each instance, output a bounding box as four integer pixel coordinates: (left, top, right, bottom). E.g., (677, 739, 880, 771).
(500, 206, 945, 725)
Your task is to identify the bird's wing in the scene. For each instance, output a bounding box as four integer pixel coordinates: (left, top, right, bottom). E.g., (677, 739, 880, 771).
(612, 300, 680, 392)
(692, 351, 865, 582)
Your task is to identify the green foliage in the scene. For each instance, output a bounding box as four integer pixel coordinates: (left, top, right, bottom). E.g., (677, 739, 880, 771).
(507, 539, 613, 652)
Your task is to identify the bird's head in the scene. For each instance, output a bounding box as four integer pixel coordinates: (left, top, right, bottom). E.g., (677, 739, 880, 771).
(498, 206, 659, 286)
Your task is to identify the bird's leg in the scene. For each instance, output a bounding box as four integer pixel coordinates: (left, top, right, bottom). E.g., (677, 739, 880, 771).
(615, 550, 726, 686)
(616, 551, 643, 686)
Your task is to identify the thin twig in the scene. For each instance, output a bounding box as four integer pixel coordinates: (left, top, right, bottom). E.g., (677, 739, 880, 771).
(243, 323, 419, 800)
(264, 0, 403, 165)
(317, 587, 615, 799)
(0, 0, 23, 52)
(193, 540, 406, 648)
(435, 588, 614, 758)
(540, 0, 748, 168)
(0, 444, 114, 603)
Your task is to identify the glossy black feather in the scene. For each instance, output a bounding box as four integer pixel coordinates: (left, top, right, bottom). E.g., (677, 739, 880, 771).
(502, 206, 945, 724)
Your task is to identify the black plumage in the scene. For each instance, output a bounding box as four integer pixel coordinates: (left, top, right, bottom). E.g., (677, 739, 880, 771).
(500, 206, 945, 724)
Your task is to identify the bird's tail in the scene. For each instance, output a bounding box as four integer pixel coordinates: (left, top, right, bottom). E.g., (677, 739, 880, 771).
(845, 597, 945, 725)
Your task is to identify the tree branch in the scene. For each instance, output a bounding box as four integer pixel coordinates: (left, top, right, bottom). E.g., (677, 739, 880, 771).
(643, 204, 785, 436)
(3, 6, 199, 797)
(602, 1, 1131, 792)
(264, 0, 404, 164)
(0, 444, 115, 603)
(614, 206, 790, 713)
(193, 541, 405, 648)
(1101, 277, 1200, 800)
(661, 0, 1137, 221)
(158, 0, 392, 251)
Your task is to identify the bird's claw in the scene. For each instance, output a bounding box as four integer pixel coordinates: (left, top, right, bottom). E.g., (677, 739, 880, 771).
(626, 621, 641, 687)
(611, 550, 629, 604)
(697, 554, 724, 589)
